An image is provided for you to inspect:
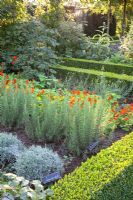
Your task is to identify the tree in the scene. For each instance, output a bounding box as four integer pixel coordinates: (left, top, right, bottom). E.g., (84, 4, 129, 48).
(80, 0, 133, 35)
(0, 0, 28, 26)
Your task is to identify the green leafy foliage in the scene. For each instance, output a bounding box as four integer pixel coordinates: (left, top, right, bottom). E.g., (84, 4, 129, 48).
(0, 82, 31, 127)
(0, 0, 28, 26)
(0, 172, 53, 199)
(15, 146, 63, 181)
(0, 76, 117, 155)
(50, 131, 133, 200)
(106, 52, 133, 65)
(0, 20, 58, 78)
(56, 21, 112, 60)
(66, 98, 115, 155)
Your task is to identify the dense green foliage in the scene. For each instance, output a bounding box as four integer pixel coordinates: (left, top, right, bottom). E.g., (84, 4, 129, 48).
(63, 57, 133, 75)
(50, 131, 133, 200)
(0, 0, 28, 26)
(0, 172, 53, 199)
(0, 21, 58, 78)
(0, 76, 121, 155)
(56, 21, 112, 60)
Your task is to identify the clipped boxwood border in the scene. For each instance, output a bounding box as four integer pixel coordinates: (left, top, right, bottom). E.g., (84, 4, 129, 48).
(50, 132, 133, 199)
(52, 65, 133, 82)
(63, 57, 133, 76)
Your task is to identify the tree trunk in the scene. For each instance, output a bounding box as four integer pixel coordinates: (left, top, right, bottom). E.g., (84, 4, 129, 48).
(122, 0, 127, 36)
(107, 0, 111, 35)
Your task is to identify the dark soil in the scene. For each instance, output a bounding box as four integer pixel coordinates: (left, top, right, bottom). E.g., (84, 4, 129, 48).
(0, 124, 132, 176)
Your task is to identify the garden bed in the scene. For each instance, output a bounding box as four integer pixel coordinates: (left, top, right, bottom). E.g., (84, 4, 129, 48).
(0, 124, 131, 176)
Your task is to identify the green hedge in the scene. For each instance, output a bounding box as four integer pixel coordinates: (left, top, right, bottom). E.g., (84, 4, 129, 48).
(50, 132, 133, 199)
(63, 57, 133, 76)
(52, 65, 133, 82)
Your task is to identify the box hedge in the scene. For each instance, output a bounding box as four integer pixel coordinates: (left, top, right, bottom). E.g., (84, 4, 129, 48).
(52, 65, 133, 83)
(50, 132, 133, 200)
(63, 57, 133, 76)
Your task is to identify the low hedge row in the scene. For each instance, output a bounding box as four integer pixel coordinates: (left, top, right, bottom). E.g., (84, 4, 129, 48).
(63, 57, 133, 76)
(50, 132, 133, 200)
(52, 65, 133, 82)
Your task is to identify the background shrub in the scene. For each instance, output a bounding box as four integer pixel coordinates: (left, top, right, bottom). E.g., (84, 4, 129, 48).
(15, 146, 63, 181)
(56, 21, 112, 60)
(0, 20, 58, 78)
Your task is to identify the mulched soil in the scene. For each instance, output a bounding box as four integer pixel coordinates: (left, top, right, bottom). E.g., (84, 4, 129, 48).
(0, 124, 132, 175)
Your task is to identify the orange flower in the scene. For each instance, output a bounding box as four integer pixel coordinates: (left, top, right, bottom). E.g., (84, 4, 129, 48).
(114, 117, 118, 121)
(31, 87, 34, 93)
(125, 117, 129, 121)
(72, 90, 76, 95)
(37, 89, 45, 96)
(88, 97, 92, 102)
(76, 90, 80, 95)
(26, 80, 29, 85)
(129, 103, 133, 111)
(107, 96, 112, 101)
(41, 89, 45, 94)
(12, 78, 17, 84)
(0, 71, 4, 76)
(69, 96, 76, 108)
(94, 98, 97, 104)
(83, 90, 87, 95)
(120, 107, 128, 115)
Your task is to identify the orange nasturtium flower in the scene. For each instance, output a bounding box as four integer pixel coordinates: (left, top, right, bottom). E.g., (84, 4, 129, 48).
(69, 96, 76, 108)
(12, 78, 17, 84)
(129, 103, 133, 111)
(26, 80, 29, 85)
(107, 96, 112, 101)
(120, 107, 128, 115)
(31, 87, 34, 93)
(37, 89, 45, 96)
(0, 71, 4, 76)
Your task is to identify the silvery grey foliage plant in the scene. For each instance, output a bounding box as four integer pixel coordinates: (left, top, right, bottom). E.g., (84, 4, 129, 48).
(0, 132, 25, 171)
(15, 145, 64, 181)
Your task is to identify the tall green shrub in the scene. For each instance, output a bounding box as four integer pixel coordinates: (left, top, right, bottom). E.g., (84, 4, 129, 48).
(56, 21, 112, 60)
(0, 20, 58, 78)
